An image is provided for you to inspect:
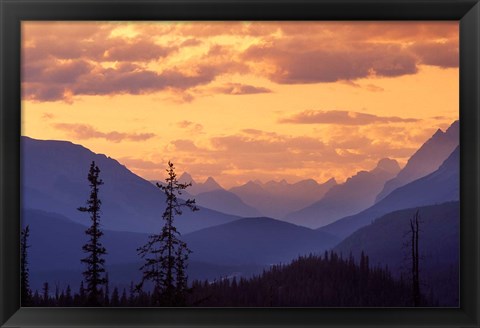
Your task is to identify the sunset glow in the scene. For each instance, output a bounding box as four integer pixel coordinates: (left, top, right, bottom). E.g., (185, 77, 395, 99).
(21, 21, 459, 187)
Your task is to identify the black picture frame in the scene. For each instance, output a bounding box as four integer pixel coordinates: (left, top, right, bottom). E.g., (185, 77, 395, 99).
(1, 0, 479, 327)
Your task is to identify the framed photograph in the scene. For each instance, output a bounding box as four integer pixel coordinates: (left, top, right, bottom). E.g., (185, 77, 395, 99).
(1, 0, 479, 327)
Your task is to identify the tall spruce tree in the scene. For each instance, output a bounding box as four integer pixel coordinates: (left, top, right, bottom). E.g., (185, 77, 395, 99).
(409, 210, 421, 306)
(137, 161, 198, 306)
(78, 161, 107, 306)
(20, 225, 32, 306)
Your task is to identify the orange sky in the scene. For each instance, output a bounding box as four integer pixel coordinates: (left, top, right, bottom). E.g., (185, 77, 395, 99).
(21, 22, 459, 188)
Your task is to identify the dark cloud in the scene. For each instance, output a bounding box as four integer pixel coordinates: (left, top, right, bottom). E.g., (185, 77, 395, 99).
(279, 110, 419, 125)
(24, 62, 220, 101)
(104, 40, 176, 61)
(410, 41, 459, 68)
(24, 60, 92, 84)
(23, 84, 67, 102)
(244, 44, 418, 84)
(54, 123, 156, 142)
(22, 22, 458, 102)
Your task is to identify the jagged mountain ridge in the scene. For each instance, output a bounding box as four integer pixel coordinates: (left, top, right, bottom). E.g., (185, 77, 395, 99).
(375, 120, 459, 203)
(22, 137, 240, 234)
(284, 158, 400, 228)
(320, 146, 459, 239)
(229, 178, 337, 219)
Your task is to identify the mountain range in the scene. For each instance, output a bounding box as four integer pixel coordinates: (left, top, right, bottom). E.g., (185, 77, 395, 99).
(24, 208, 338, 291)
(284, 158, 400, 228)
(228, 178, 337, 219)
(334, 201, 459, 306)
(375, 120, 459, 202)
(320, 145, 459, 239)
(20, 117, 461, 305)
(22, 137, 240, 234)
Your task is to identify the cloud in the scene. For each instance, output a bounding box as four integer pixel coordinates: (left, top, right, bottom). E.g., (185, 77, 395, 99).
(410, 41, 459, 68)
(22, 22, 458, 102)
(171, 139, 200, 152)
(181, 38, 202, 47)
(365, 84, 385, 92)
(279, 110, 419, 125)
(53, 123, 156, 142)
(145, 124, 430, 186)
(243, 44, 418, 84)
(24, 59, 92, 84)
(42, 113, 55, 120)
(216, 83, 272, 95)
(103, 40, 176, 62)
(117, 157, 161, 170)
(177, 121, 204, 132)
(23, 62, 220, 102)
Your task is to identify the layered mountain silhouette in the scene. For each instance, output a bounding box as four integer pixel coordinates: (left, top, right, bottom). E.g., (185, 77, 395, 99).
(24, 209, 264, 291)
(320, 146, 459, 239)
(183, 217, 340, 265)
(173, 173, 262, 217)
(178, 173, 223, 195)
(229, 178, 337, 219)
(375, 120, 459, 203)
(334, 202, 459, 306)
(22, 137, 240, 234)
(284, 158, 400, 228)
(194, 189, 262, 217)
(24, 208, 337, 290)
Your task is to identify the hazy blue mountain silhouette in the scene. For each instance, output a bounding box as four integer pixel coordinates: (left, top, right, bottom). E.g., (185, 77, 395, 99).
(24, 209, 334, 290)
(320, 146, 459, 239)
(24, 210, 264, 292)
(194, 189, 262, 217)
(183, 217, 340, 265)
(177, 174, 223, 195)
(285, 158, 400, 228)
(334, 201, 459, 306)
(22, 137, 240, 234)
(169, 173, 263, 217)
(229, 178, 337, 219)
(375, 120, 459, 203)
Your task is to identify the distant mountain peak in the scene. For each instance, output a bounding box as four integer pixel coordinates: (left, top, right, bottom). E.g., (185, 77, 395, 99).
(374, 120, 459, 203)
(179, 172, 196, 185)
(203, 176, 222, 190)
(246, 180, 258, 186)
(325, 177, 337, 185)
(375, 158, 400, 174)
(432, 128, 444, 137)
(446, 120, 459, 136)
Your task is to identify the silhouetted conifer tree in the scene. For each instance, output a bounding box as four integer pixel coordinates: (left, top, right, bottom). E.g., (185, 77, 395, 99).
(79, 281, 86, 304)
(120, 288, 128, 306)
(32, 290, 40, 306)
(111, 287, 120, 306)
(137, 161, 198, 306)
(174, 240, 192, 305)
(78, 161, 107, 306)
(104, 273, 110, 306)
(410, 210, 421, 306)
(65, 285, 73, 306)
(129, 281, 136, 306)
(42, 282, 49, 305)
(20, 225, 32, 306)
